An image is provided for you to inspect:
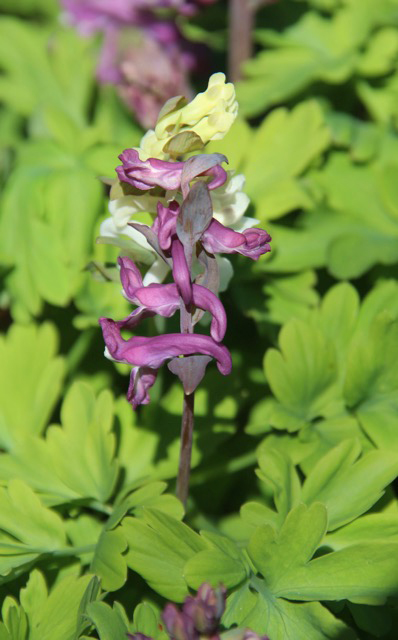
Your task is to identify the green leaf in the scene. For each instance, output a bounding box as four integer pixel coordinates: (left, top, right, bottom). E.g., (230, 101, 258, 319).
(225, 583, 355, 640)
(326, 513, 398, 550)
(0, 323, 64, 451)
(46, 382, 118, 503)
(302, 442, 398, 529)
(184, 532, 249, 589)
(85, 601, 129, 640)
(132, 603, 161, 639)
(123, 509, 207, 600)
(0, 382, 119, 506)
(20, 572, 93, 640)
(264, 318, 339, 429)
(357, 27, 398, 77)
(238, 9, 363, 117)
(90, 529, 127, 592)
(248, 503, 327, 589)
(74, 576, 101, 640)
(262, 271, 320, 325)
(243, 101, 330, 220)
(274, 542, 398, 604)
(255, 448, 301, 521)
(0, 479, 66, 579)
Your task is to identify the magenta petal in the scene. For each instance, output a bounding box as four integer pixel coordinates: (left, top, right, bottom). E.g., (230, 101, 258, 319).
(135, 283, 180, 317)
(162, 604, 196, 640)
(171, 237, 192, 305)
(240, 228, 272, 259)
(202, 220, 272, 261)
(117, 151, 228, 194)
(154, 201, 179, 251)
(192, 285, 226, 342)
(117, 307, 156, 330)
(127, 366, 158, 409)
(118, 256, 143, 301)
(116, 149, 184, 191)
(99, 318, 232, 374)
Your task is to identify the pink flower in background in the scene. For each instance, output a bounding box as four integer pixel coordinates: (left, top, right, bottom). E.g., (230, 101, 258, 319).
(61, 0, 215, 127)
(116, 35, 192, 129)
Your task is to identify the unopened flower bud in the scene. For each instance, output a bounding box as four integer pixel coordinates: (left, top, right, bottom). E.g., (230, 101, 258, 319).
(183, 583, 226, 635)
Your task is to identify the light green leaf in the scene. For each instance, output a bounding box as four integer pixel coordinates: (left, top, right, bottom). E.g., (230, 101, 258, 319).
(248, 503, 327, 589)
(90, 529, 127, 592)
(225, 583, 355, 640)
(184, 531, 249, 589)
(264, 318, 339, 429)
(238, 9, 364, 116)
(123, 509, 207, 600)
(24, 572, 93, 640)
(357, 27, 398, 77)
(85, 601, 129, 640)
(132, 603, 161, 639)
(45, 382, 118, 503)
(255, 448, 301, 520)
(302, 442, 398, 529)
(0, 479, 65, 563)
(326, 513, 398, 550)
(0, 323, 64, 451)
(274, 542, 398, 604)
(243, 101, 330, 220)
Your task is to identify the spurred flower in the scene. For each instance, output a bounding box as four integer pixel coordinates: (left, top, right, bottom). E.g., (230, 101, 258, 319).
(116, 150, 227, 193)
(202, 219, 271, 260)
(118, 256, 226, 341)
(100, 318, 232, 374)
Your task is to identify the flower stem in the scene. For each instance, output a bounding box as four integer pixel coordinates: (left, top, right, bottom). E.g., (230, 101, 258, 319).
(228, 0, 254, 82)
(176, 390, 195, 506)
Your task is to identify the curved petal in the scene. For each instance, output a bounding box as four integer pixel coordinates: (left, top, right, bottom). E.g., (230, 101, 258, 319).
(202, 219, 272, 261)
(99, 318, 232, 375)
(117, 149, 185, 191)
(117, 150, 228, 195)
(192, 285, 227, 342)
(135, 283, 180, 317)
(118, 256, 143, 301)
(171, 237, 192, 305)
(117, 272, 226, 340)
(153, 200, 179, 251)
(127, 366, 158, 409)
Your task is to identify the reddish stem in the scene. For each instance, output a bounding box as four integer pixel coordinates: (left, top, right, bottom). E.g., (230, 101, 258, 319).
(228, 0, 254, 82)
(176, 391, 195, 506)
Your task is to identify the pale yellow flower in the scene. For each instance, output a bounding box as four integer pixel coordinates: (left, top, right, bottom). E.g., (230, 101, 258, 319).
(134, 73, 238, 161)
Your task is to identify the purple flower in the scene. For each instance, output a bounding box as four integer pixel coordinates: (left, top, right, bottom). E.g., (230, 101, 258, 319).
(116, 151, 227, 193)
(183, 583, 226, 635)
(100, 318, 231, 373)
(202, 220, 272, 261)
(62, 0, 142, 34)
(100, 317, 231, 408)
(127, 366, 158, 409)
(115, 31, 193, 130)
(62, 0, 215, 34)
(118, 256, 227, 341)
(163, 604, 197, 640)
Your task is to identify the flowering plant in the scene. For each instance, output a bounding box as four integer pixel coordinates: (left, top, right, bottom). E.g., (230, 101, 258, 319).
(99, 76, 271, 501)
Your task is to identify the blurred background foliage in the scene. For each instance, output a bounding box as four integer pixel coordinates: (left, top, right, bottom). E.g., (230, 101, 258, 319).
(1, 0, 398, 638)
